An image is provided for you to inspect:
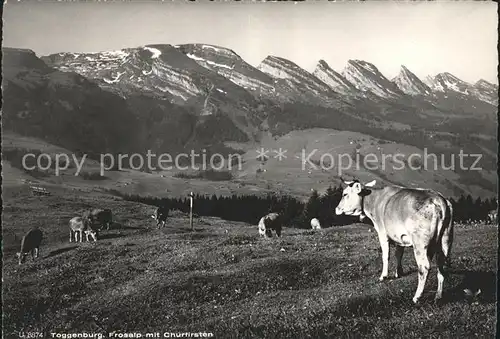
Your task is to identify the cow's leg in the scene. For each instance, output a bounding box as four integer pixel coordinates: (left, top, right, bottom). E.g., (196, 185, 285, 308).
(265, 229, 272, 238)
(275, 227, 282, 238)
(412, 246, 431, 303)
(435, 249, 447, 302)
(377, 233, 390, 281)
(441, 223, 453, 268)
(395, 245, 404, 278)
(34, 247, 39, 259)
(69, 230, 73, 243)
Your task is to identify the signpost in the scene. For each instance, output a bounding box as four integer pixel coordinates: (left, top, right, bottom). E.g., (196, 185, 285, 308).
(189, 191, 194, 231)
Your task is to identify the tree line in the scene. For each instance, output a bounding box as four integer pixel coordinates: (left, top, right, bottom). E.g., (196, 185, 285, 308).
(112, 186, 497, 228)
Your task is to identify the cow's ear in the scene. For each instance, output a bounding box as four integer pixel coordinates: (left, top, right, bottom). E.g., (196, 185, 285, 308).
(364, 180, 376, 188)
(353, 182, 362, 194)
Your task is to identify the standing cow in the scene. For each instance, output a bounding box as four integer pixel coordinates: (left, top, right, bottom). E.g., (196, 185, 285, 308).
(17, 228, 43, 265)
(487, 209, 497, 225)
(335, 179, 454, 304)
(258, 213, 282, 238)
(83, 208, 113, 231)
(311, 218, 322, 230)
(152, 206, 169, 229)
(69, 216, 97, 242)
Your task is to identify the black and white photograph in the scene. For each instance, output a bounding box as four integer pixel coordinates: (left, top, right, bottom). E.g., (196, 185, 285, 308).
(1, 1, 498, 338)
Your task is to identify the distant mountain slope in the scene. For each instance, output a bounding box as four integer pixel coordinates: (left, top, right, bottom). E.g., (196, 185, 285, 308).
(473, 79, 498, 106)
(257, 55, 350, 108)
(175, 43, 282, 101)
(2, 44, 496, 197)
(2, 47, 140, 156)
(313, 60, 362, 97)
(392, 65, 432, 96)
(4, 48, 253, 158)
(342, 60, 404, 98)
(42, 44, 274, 143)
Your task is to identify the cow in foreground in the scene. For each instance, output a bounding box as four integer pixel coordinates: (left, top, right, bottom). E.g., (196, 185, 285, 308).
(17, 228, 43, 265)
(311, 218, 322, 230)
(69, 217, 97, 242)
(335, 179, 454, 304)
(83, 208, 113, 231)
(152, 206, 169, 229)
(258, 213, 282, 238)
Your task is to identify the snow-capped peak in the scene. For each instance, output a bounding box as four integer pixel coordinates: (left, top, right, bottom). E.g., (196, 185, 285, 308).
(313, 60, 359, 96)
(392, 65, 431, 96)
(432, 72, 473, 95)
(143, 46, 162, 59)
(342, 60, 403, 98)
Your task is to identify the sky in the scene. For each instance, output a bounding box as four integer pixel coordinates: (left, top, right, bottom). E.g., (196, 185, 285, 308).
(3, 1, 498, 84)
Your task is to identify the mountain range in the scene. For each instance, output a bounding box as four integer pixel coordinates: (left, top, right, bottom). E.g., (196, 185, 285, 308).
(2, 44, 498, 197)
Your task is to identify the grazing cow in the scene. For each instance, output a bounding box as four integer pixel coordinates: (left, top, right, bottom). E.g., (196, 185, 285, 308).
(258, 213, 282, 238)
(17, 228, 43, 265)
(83, 208, 113, 231)
(152, 206, 169, 228)
(487, 209, 497, 224)
(69, 217, 97, 242)
(335, 179, 454, 304)
(311, 218, 322, 230)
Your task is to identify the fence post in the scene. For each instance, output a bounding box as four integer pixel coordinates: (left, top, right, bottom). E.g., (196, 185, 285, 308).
(189, 192, 194, 231)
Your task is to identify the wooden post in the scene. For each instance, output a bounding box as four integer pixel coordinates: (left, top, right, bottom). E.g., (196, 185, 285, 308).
(189, 191, 194, 231)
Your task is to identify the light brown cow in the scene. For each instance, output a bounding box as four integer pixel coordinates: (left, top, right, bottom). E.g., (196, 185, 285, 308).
(310, 218, 322, 230)
(487, 209, 497, 224)
(335, 179, 454, 304)
(258, 213, 282, 238)
(69, 217, 97, 242)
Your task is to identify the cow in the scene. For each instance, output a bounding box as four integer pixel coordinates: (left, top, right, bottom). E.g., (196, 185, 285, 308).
(258, 213, 282, 238)
(83, 208, 113, 231)
(17, 228, 43, 265)
(335, 179, 454, 304)
(69, 216, 97, 242)
(311, 218, 322, 230)
(487, 209, 497, 224)
(152, 206, 169, 229)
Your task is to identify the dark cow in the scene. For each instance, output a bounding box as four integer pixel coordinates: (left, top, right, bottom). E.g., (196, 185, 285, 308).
(83, 208, 113, 231)
(258, 213, 282, 238)
(17, 228, 43, 265)
(335, 179, 454, 304)
(152, 206, 169, 229)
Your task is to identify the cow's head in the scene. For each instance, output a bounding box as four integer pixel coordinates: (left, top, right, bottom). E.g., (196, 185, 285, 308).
(85, 229, 98, 242)
(335, 179, 376, 217)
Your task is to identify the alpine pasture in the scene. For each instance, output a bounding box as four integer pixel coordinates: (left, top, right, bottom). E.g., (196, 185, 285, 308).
(2, 185, 497, 339)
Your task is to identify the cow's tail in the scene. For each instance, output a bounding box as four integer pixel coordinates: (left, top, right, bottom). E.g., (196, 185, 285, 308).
(437, 197, 454, 268)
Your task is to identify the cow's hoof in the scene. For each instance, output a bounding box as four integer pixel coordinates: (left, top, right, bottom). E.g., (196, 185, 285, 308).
(395, 270, 403, 279)
(412, 296, 420, 304)
(379, 275, 388, 282)
(434, 295, 443, 305)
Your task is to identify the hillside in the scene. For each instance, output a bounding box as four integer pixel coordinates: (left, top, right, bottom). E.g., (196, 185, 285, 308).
(2, 187, 497, 338)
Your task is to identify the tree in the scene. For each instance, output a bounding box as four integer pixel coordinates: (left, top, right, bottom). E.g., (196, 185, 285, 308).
(301, 190, 321, 228)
